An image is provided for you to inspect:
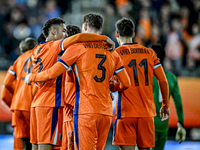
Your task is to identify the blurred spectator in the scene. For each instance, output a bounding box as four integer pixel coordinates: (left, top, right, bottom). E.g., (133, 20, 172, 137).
(27, 16, 43, 39)
(148, 23, 161, 47)
(187, 24, 200, 74)
(134, 8, 151, 46)
(44, 0, 61, 21)
(13, 23, 31, 40)
(165, 16, 184, 76)
(0, 0, 200, 77)
(115, 0, 131, 17)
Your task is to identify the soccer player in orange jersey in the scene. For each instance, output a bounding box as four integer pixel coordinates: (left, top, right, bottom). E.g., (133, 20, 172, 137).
(25, 13, 131, 150)
(2, 37, 37, 150)
(61, 25, 81, 150)
(111, 17, 170, 150)
(1, 66, 23, 150)
(1, 66, 15, 108)
(28, 17, 114, 150)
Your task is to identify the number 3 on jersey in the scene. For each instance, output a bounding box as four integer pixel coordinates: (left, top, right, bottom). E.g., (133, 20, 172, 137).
(128, 59, 149, 86)
(94, 54, 106, 82)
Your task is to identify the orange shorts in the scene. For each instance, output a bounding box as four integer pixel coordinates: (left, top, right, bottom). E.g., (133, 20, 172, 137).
(74, 114, 112, 150)
(13, 110, 30, 138)
(61, 120, 74, 150)
(113, 117, 155, 148)
(30, 107, 63, 146)
(13, 129, 23, 150)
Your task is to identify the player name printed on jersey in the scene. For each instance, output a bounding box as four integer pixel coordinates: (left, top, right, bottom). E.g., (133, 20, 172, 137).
(83, 43, 108, 49)
(120, 48, 150, 55)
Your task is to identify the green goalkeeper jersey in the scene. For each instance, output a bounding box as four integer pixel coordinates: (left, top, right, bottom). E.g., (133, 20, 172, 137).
(153, 70, 184, 132)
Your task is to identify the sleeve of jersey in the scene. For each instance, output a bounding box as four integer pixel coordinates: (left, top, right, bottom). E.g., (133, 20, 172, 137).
(60, 33, 107, 51)
(112, 55, 131, 91)
(31, 83, 38, 97)
(1, 85, 13, 107)
(29, 62, 66, 82)
(4, 67, 16, 94)
(58, 44, 79, 69)
(172, 77, 184, 125)
(154, 65, 169, 109)
(152, 48, 161, 69)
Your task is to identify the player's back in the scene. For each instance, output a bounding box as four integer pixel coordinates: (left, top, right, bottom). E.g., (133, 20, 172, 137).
(60, 41, 124, 116)
(31, 40, 65, 107)
(115, 43, 160, 118)
(11, 51, 36, 111)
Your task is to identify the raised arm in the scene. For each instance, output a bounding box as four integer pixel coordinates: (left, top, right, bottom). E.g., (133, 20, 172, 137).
(62, 33, 106, 49)
(26, 62, 66, 84)
(62, 33, 115, 51)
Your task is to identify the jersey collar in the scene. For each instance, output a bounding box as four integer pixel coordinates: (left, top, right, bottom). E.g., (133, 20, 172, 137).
(40, 41, 47, 44)
(122, 42, 138, 45)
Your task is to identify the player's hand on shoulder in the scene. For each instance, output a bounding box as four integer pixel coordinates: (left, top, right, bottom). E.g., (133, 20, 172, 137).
(176, 122, 186, 144)
(160, 107, 170, 121)
(25, 73, 32, 85)
(105, 36, 115, 51)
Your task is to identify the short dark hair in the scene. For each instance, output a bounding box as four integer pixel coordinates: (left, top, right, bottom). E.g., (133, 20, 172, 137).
(83, 13, 103, 30)
(37, 33, 46, 44)
(116, 17, 135, 37)
(66, 25, 81, 37)
(19, 37, 37, 53)
(151, 44, 165, 64)
(42, 18, 65, 38)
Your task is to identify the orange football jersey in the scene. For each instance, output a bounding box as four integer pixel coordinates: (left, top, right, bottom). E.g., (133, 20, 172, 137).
(59, 41, 126, 116)
(4, 51, 37, 111)
(31, 33, 107, 107)
(115, 42, 167, 118)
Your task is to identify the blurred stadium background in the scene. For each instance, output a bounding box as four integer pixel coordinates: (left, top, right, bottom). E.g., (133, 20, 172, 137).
(0, 0, 200, 149)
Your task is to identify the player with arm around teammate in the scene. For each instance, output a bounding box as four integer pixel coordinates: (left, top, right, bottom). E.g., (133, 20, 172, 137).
(28, 17, 114, 150)
(110, 17, 170, 150)
(25, 13, 131, 150)
(151, 44, 186, 150)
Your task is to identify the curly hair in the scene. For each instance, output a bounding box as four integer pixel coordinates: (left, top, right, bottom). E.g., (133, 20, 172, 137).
(37, 33, 46, 44)
(66, 25, 81, 37)
(19, 37, 37, 53)
(42, 18, 65, 38)
(116, 17, 135, 37)
(83, 13, 103, 30)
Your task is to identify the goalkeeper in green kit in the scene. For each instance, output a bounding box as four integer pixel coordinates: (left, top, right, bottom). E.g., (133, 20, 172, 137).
(151, 44, 186, 150)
